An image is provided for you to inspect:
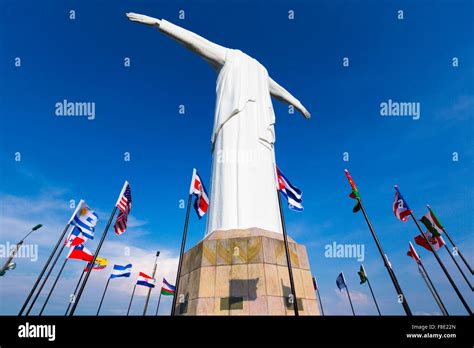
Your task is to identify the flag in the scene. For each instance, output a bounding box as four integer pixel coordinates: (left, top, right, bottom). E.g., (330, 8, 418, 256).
(84, 257, 108, 272)
(357, 265, 368, 284)
(336, 272, 346, 291)
(344, 169, 361, 213)
(393, 186, 411, 222)
(69, 200, 98, 241)
(65, 226, 88, 247)
(67, 244, 93, 262)
(276, 166, 303, 212)
(420, 206, 443, 237)
(114, 181, 132, 235)
(415, 231, 446, 252)
(407, 242, 421, 264)
(161, 278, 175, 296)
(110, 264, 132, 279)
(190, 169, 209, 219)
(137, 272, 155, 288)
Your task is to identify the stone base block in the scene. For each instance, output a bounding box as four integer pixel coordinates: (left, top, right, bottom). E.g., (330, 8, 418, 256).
(174, 228, 321, 316)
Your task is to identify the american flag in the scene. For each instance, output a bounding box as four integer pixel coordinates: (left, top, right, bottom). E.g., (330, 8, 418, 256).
(114, 181, 132, 235)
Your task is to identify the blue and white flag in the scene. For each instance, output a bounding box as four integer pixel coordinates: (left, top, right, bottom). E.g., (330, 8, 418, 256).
(110, 264, 132, 279)
(336, 272, 347, 291)
(277, 167, 303, 212)
(393, 185, 412, 222)
(69, 200, 98, 240)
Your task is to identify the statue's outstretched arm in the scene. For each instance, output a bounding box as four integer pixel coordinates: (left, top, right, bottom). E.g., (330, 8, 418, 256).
(127, 13, 226, 69)
(268, 77, 311, 119)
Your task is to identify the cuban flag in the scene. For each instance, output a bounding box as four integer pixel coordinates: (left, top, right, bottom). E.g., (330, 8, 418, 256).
(276, 167, 303, 212)
(110, 264, 132, 279)
(393, 185, 411, 222)
(161, 278, 175, 296)
(189, 169, 209, 219)
(67, 244, 94, 262)
(69, 200, 98, 241)
(136, 272, 155, 288)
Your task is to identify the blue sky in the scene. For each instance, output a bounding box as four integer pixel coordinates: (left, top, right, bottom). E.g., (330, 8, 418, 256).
(0, 0, 473, 315)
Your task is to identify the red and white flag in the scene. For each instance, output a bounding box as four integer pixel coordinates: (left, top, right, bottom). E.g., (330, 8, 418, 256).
(114, 181, 132, 235)
(136, 272, 155, 288)
(415, 231, 446, 252)
(189, 169, 209, 219)
(406, 242, 421, 264)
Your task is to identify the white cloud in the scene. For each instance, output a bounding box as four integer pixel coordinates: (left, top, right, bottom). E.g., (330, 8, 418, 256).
(0, 193, 179, 315)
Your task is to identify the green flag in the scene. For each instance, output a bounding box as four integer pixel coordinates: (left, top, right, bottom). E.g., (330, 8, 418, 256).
(345, 169, 361, 213)
(420, 206, 443, 237)
(358, 265, 368, 284)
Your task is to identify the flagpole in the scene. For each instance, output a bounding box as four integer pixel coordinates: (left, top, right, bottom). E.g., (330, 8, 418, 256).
(277, 191, 299, 316)
(417, 261, 449, 316)
(38, 258, 68, 316)
(25, 243, 67, 315)
(155, 291, 163, 316)
(19, 223, 71, 315)
(312, 276, 324, 316)
(96, 277, 111, 316)
(342, 272, 355, 316)
(126, 284, 137, 316)
(357, 198, 413, 316)
(409, 211, 472, 315)
(443, 245, 473, 291)
(171, 192, 192, 316)
(366, 278, 381, 316)
(69, 206, 118, 316)
(143, 251, 160, 316)
(65, 270, 85, 315)
(441, 227, 473, 275)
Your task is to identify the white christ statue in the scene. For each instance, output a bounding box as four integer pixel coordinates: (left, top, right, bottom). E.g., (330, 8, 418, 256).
(127, 13, 311, 236)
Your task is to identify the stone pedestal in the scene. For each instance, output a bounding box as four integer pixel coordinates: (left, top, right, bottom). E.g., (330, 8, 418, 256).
(174, 228, 321, 315)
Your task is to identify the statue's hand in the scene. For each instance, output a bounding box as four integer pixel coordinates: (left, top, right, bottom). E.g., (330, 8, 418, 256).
(299, 105, 311, 119)
(126, 12, 161, 27)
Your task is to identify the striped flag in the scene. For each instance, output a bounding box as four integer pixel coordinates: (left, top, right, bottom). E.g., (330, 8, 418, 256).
(190, 169, 209, 219)
(68, 200, 98, 241)
(420, 206, 443, 237)
(161, 278, 175, 296)
(407, 242, 421, 264)
(276, 167, 303, 212)
(114, 181, 132, 235)
(84, 257, 108, 272)
(393, 186, 411, 222)
(110, 264, 133, 279)
(137, 272, 155, 288)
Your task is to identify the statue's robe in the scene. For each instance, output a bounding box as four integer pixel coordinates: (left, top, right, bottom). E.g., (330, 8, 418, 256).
(160, 20, 282, 235)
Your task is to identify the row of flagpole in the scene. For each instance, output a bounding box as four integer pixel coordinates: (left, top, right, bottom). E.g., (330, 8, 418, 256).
(343, 170, 472, 316)
(17, 181, 178, 316)
(16, 167, 472, 316)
